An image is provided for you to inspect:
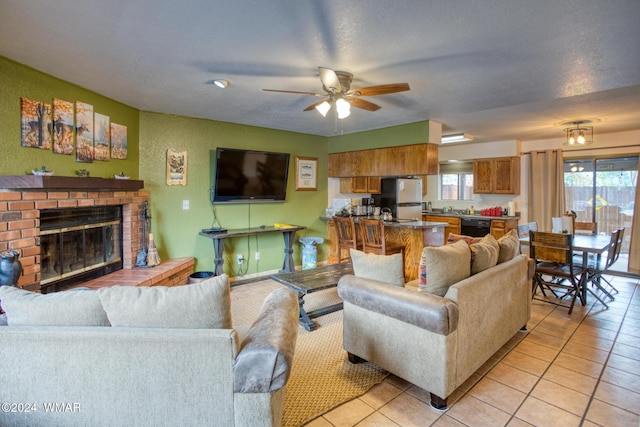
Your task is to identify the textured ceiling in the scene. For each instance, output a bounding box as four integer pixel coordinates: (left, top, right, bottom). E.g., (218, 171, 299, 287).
(2, 0, 640, 142)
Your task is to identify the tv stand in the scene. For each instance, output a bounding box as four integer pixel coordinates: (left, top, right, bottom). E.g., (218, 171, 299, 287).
(199, 225, 306, 276)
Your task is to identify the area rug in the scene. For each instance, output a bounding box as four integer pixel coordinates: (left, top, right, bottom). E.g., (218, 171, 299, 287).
(230, 279, 388, 427)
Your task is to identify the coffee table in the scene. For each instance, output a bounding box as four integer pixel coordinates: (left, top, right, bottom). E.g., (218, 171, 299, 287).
(271, 262, 354, 331)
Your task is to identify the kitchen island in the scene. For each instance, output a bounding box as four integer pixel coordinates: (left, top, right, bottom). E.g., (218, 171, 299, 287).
(323, 217, 448, 282)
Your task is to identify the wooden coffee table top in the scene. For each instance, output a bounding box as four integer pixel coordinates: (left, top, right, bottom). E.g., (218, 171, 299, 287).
(271, 262, 353, 295)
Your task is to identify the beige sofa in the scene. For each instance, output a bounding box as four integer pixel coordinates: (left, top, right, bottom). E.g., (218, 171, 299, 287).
(338, 252, 533, 410)
(0, 275, 298, 427)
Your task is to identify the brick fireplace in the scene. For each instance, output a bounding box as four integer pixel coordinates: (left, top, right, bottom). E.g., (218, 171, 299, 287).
(0, 176, 148, 292)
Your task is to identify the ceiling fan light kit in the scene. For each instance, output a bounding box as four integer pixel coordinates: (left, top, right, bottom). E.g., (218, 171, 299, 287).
(335, 98, 351, 119)
(315, 101, 331, 117)
(263, 66, 410, 120)
(563, 121, 593, 146)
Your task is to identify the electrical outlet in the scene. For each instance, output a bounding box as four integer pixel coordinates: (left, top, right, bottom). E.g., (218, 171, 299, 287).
(254, 251, 260, 260)
(236, 254, 243, 265)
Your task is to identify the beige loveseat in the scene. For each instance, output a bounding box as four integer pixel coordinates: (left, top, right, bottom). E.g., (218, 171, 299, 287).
(0, 275, 298, 427)
(338, 238, 532, 410)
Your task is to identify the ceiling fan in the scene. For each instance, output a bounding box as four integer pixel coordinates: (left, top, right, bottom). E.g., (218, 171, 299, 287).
(263, 67, 410, 119)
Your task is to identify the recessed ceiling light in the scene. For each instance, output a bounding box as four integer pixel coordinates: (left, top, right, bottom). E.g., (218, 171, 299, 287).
(212, 79, 229, 89)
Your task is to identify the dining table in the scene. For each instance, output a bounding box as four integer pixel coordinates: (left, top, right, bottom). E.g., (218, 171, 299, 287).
(519, 233, 613, 303)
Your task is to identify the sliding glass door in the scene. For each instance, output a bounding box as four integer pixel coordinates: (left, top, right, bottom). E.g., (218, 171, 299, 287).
(564, 156, 637, 256)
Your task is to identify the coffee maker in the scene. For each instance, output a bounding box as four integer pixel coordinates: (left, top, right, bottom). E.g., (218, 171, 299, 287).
(363, 197, 375, 216)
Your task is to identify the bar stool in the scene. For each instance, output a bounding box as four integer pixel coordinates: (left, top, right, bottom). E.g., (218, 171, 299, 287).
(358, 218, 405, 258)
(333, 216, 361, 263)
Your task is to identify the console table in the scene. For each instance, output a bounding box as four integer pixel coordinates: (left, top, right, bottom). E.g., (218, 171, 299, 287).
(199, 225, 306, 276)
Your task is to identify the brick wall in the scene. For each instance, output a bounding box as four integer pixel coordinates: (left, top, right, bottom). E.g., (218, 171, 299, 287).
(0, 189, 149, 292)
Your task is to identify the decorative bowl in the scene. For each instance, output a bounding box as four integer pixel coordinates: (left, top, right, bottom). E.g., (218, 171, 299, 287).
(32, 170, 54, 176)
(114, 174, 130, 180)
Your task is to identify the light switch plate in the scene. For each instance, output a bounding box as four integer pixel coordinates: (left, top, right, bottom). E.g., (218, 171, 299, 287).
(182, 200, 189, 210)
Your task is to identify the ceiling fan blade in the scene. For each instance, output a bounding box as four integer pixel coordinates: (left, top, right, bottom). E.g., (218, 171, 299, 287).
(347, 97, 381, 111)
(318, 67, 341, 93)
(262, 89, 324, 96)
(348, 83, 410, 96)
(303, 99, 331, 112)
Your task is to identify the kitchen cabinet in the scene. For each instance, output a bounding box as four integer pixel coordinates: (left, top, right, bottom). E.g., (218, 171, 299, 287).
(329, 143, 439, 178)
(473, 157, 520, 195)
(424, 215, 460, 241)
(490, 218, 519, 239)
(340, 177, 381, 194)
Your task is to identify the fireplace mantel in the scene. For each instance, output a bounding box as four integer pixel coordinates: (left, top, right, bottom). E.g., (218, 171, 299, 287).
(0, 175, 144, 191)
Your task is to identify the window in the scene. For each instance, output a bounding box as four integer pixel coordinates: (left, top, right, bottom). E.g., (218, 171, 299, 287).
(564, 156, 637, 255)
(440, 162, 474, 200)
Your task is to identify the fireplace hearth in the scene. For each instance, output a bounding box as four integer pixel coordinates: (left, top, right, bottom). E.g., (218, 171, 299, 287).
(0, 176, 147, 292)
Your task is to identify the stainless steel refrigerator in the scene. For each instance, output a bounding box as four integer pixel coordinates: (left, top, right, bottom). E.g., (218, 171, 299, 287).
(373, 178, 423, 219)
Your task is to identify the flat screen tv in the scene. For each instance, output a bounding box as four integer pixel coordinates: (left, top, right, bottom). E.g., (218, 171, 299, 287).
(211, 147, 290, 203)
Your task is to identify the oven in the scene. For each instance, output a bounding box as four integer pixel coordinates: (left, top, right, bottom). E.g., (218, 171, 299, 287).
(460, 218, 491, 237)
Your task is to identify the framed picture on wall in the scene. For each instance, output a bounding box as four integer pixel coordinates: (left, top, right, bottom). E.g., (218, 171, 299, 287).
(295, 156, 318, 191)
(75, 101, 94, 162)
(52, 98, 74, 155)
(94, 112, 110, 161)
(110, 123, 128, 159)
(166, 149, 187, 186)
(20, 97, 51, 150)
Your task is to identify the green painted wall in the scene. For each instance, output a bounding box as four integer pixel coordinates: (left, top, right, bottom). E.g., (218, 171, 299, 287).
(0, 56, 139, 177)
(328, 121, 430, 153)
(139, 112, 328, 276)
(2, 55, 438, 279)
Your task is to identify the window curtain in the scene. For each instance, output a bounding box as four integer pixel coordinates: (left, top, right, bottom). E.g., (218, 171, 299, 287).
(629, 171, 640, 274)
(527, 149, 565, 231)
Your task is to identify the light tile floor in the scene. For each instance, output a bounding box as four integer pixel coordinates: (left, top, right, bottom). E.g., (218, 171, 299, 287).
(305, 274, 640, 427)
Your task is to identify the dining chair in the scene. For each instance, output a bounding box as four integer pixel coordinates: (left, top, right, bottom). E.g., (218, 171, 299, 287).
(517, 221, 538, 256)
(530, 231, 595, 314)
(587, 227, 624, 299)
(517, 221, 538, 237)
(333, 216, 361, 263)
(572, 221, 598, 262)
(358, 218, 405, 258)
(574, 221, 597, 235)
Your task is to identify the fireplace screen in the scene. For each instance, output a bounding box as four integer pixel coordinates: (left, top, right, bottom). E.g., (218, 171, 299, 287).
(40, 206, 122, 292)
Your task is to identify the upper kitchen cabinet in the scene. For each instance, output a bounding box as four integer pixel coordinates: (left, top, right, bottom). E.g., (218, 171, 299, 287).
(339, 177, 381, 194)
(328, 143, 438, 178)
(473, 156, 520, 195)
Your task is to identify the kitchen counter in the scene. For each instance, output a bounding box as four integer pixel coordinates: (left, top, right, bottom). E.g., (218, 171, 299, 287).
(323, 216, 448, 281)
(422, 211, 520, 220)
(321, 216, 448, 230)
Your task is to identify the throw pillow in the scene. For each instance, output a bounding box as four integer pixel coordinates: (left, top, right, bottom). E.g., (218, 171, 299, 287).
(446, 233, 482, 246)
(497, 229, 520, 263)
(0, 286, 110, 326)
(418, 240, 471, 296)
(349, 249, 404, 286)
(469, 234, 500, 274)
(97, 274, 231, 329)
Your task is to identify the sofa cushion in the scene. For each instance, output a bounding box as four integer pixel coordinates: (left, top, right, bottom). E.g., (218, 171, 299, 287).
(419, 240, 471, 296)
(97, 274, 231, 329)
(469, 234, 500, 274)
(350, 249, 404, 286)
(0, 286, 110, 326)
(497, 229, 520, 263)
